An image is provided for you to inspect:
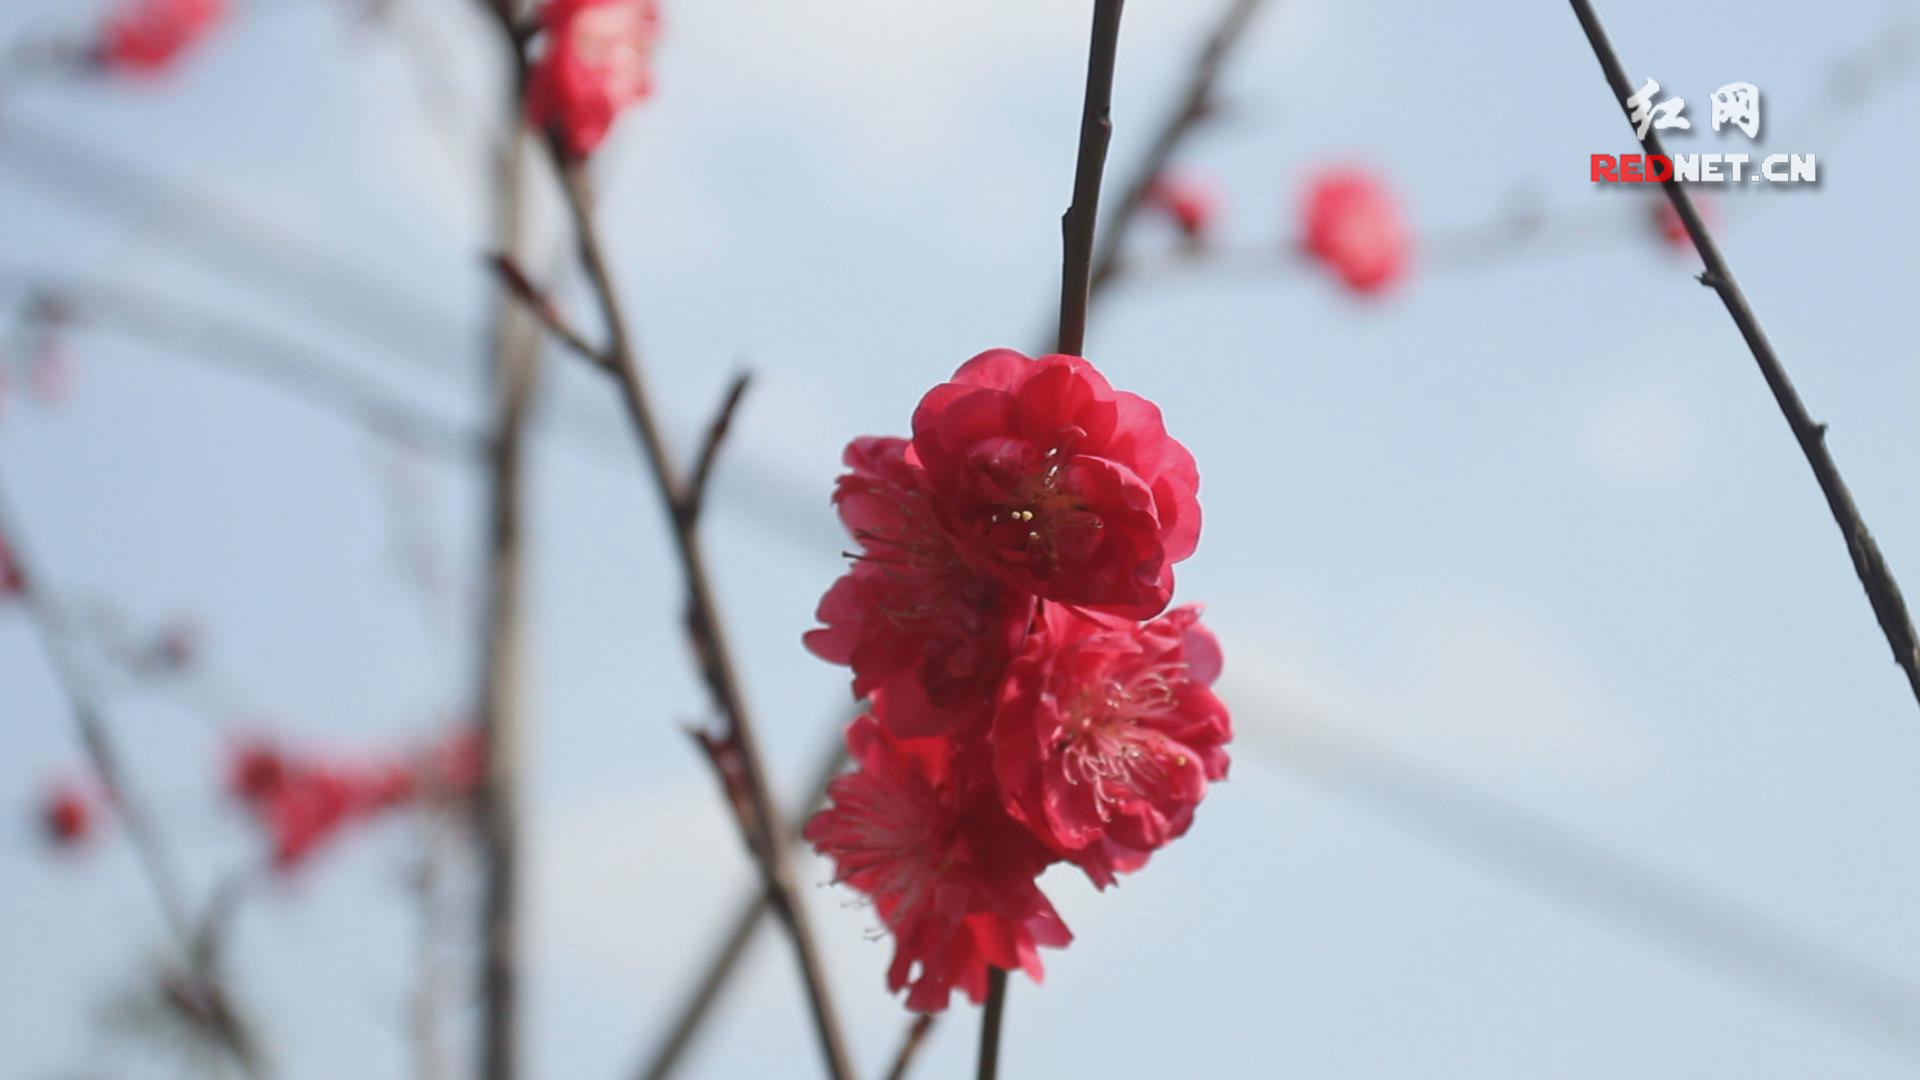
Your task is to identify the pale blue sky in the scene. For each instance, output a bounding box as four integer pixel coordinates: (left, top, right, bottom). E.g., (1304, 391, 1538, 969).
(3, 0, 1920, 1077)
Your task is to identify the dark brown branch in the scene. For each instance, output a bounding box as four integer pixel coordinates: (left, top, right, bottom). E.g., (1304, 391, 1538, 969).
(883, 1014, 938, 1080)
(1085, 0, 1270, 299)
(682, 373, 752, 524)
(488, 254, 609, 371)
(632, 731, 847, 1080)
(0, 484, 266, 1078)
(1566, 0, 1920, 710)
(975, 969, 1010, 1080)
(536, 139, 857, 1080)
(1055, 0, 1127, 359)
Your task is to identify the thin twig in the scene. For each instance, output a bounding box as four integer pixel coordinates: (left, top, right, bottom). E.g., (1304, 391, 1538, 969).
(0, 483, 267, 1078)
(1085, 0, 1271, 300)
(1566, 0, 1920, 710)
(974, 969, 1009, 1080)
(632, 731, 848, 1080)
(882, 1014, 938, 1080)
(1054, 0, 1127, 359)
(682, 373, 752, 525)
(539, 142, 855, 1078)
(488, 254, 608, 370)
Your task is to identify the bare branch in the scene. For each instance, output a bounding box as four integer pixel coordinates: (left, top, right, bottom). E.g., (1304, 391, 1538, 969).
(0, 483, 267, 1078)
(1053, 1, 1127, 359)
(1086, 0, 1271, 299)
(682, 373, 752, 525)
(883, 1015, 938, 1080)
(1566, 0, 1920, 710)
(489, 253, 609, 371)
(535, 138, 855, 1077)
(632, 731, 847, 1080)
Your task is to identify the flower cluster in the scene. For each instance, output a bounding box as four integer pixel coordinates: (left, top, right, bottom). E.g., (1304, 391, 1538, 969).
(805, 349, 1231, 1012)
(526, 0, 661, 160)
(226, 730, 482, 872)
(98, 0, 226, 76)
(1300, 167, 1411, 295)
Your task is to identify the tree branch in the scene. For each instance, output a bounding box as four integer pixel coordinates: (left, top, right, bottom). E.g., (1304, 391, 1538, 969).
(631, 731, 847, 1080)
(475, 122, 540, 1080)
(883, 1014, 938, 1080)
(1566, 0, 1920, 710)
(682, 373, 752, 525)
(541, 146, 855, 1080)
(1085, 0, 1271, 299)
(489, 254, 609, 371)
(0, 482, 267, 1078)
(1054, 1, 1127, 359)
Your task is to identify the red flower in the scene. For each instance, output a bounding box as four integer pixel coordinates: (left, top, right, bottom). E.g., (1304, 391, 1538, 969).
(99, 0, 226, 76)
(909, 350, 1201, 618)
(1300, 167, 1411, 295)
(806, 716, 1071, 1012)
(993, 604, 1230, 887)
(526, 0, 660, 160)
(225, 739, 420, 871)
(805, 437, 1035, 736)
(1147, 173, 1219, 240)
(0, 532, 22, 597)
(39, 782, 96, 850)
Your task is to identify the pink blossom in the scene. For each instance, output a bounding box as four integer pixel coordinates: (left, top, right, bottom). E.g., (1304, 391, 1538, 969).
(526, 0, 660, 160)
(993, 604, 1230, 886)
(1301, 167, 1411, 295)
(909, 350, 1201, 618)
(805, 716, 1071, 1011)
(99, 0, 226, 76)
(805, 437, 1034, 737)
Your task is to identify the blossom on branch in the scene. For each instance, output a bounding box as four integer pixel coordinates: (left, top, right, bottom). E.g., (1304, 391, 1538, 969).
(804, 436, 1034, 738)
(804, 716, 1071, 1012)
(98, 0, 226, 76)
(1300, 167, 1411, 296)
(527, 0, 661, 160)
(910, 350, 1201, 618)
(993, 604, 1230, 887)
(224, 728, 482, 872)
(806, 351, 1228, 1012)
